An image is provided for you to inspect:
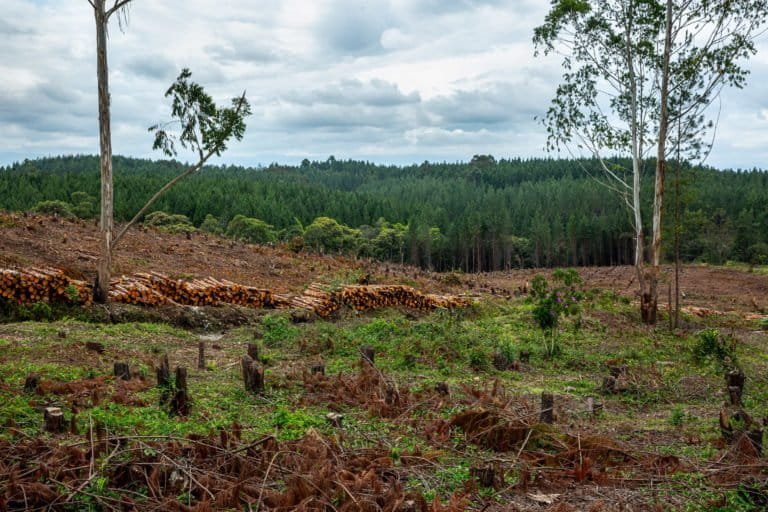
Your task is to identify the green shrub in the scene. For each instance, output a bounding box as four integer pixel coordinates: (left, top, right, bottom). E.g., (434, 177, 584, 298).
(226, 214, 277, 244)
(31, 200, 75, 218)
(144, 211, 196, 234)
(692, 328, 736, 366)
(199, 214, 223, 235)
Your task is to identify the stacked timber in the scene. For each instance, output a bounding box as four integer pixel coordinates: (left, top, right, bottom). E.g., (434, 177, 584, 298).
(287, 284, 340, 318)
(339, 284, 467, 313)
(126, 272, 276, 308)
(0, 267, 91, 305)
(109, 276, 171, 306)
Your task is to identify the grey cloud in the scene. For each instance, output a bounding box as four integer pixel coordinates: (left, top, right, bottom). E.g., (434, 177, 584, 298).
(205, 43, 280, 64)
(0, 19, 34, 35)
(316, 0, 393, 55)
(426, 83, 541, 128)
(285, 79, 420, 107)
(124, 55, 177, 80)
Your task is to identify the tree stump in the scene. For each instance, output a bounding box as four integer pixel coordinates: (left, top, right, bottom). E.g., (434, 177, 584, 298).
(519, 351, 530, 364)
(540, 392, 554, 424)
(360, 345, 375, 366)
(470, 465, 499, 488)
(85, 341, 105, 354)
(586, 397, 603, 416)
(198, 342, 206, 370)
(156, 354, 171, 403)
(169, 367, 190, 416)
(247, 343, 260, 362)
(385, 387, 397, 406)
(43, 407, 65, 433)
(609, 365, 628, 378)
(69, 413, 78, 435)
(492, 352, 510, 371)
(726, 369, 746, 406)
(601, 375, 617, 394)
(241, 355, 265, 394)
(435, 382, 449, 396)
(24, 373, 40, 393)
(310, 363, 325, 376)
(113, 362, 130, 380)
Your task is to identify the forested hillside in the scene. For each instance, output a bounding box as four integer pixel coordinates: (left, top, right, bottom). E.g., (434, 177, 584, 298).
(1, 154, 766, 271)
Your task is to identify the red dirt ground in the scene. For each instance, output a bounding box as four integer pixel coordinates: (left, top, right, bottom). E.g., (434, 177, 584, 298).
(1, 211, 767, 316)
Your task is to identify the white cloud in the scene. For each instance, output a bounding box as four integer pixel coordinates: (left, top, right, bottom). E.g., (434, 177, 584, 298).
(0, 0, 766, 168)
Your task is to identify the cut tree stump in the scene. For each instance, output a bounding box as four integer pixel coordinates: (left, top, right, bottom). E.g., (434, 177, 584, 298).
(540, 392, 554, 424)
(69, 413, 78, 434)
(601, 375, 617, 394)
(85, 341, 105, 354)
(169, 367, 190, 416)
(360, 345, 375, 366)
(43, 407, 65, 433)
(113, 362, 130, 380)
(156, 354, 171, 404)
(242, 355, 265, 394)
(310, 364, 325, 376)
(435, 382, 449, 396)
(492, 352, 510, 371)
(247, 343, 260, 362)
(24, 373, 40, 393)
(198, 342, 205, 370)
(470, 465, 499, 488)
(586, 397, 603, 416)
(726, 369, 746, 406)
(519, 351, 530, 364)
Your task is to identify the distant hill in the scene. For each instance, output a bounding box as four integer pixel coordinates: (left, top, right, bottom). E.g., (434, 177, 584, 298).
(1, 154, 766, 271)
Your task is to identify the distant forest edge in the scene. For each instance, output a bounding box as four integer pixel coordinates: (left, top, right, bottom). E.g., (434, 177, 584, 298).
(1, 154, 767, 272)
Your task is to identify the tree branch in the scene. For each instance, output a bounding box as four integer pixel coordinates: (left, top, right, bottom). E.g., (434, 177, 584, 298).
(111, 149, 215, 250)
(106, 0, 132, 19)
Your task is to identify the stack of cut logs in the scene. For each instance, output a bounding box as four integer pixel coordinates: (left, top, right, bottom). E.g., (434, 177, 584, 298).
(285, 283, 340, 318)
(112, 272, 278, 308)
(339, 284, 468, 313)
(0, 267, 91, 305)
(1, 267, 469, 316)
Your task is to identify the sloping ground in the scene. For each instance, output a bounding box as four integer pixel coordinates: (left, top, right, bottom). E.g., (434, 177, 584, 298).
(0, 212, 454, 295)
(1, 211, 766, 317)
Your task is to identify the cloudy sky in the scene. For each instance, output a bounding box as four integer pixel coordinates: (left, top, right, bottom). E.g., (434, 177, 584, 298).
(1, 0, 767, 169)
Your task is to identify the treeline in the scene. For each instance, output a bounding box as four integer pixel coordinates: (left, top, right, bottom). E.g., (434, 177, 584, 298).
(1, 154, 766, 271)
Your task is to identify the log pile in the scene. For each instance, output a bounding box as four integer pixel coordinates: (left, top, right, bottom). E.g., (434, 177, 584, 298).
(0, 267, 91, 305)
(339, 284, 468, 313)
(1, 267, 469, 316)
(285, 284, 340, 318)
(113, 272, 278, 308)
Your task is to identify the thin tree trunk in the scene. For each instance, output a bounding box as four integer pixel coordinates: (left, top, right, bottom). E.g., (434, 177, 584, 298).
(94, 0, 112, 303)
(648, 0, 674, 325)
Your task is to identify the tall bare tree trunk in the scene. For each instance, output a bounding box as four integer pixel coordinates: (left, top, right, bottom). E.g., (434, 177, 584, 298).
(646, 0, 674, 325)
(94, 0, 113, 303)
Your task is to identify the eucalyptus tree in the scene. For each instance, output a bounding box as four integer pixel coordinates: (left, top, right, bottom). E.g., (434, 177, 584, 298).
(112, 69, 251, 248)
(88, 0, 133, 302)
(535, 0, 767, 324)
(534, 0, 664, 322)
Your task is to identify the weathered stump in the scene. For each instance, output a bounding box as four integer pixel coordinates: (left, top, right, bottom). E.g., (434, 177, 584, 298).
(492, 352, 510, 371)
(360, 345, 375, 366)
(519, 351, 530, 364)
(113, 362, 130, 381)
(242, 355, 265, 394)
(156, 354, 171, 403)
(310, 363, 325, 376)
(69, 413, 78, 435)
(435, 382, 450, 396)
(43, 407, 65, 433)
(24, 373, 40, 393)
(586, 397, 603, 416)
(470, 465, 499, 488)
(85, 341, 105, 354)
(726, 369, 746, 406)
(198, 342, 206, 370)
(169, 367, 190, 416)
(601, 375, 617, 394)
(247, 343, 260, 362)
(540, 392, 554, 424)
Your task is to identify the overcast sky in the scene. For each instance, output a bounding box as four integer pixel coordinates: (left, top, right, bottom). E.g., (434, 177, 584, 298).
(1, 0, 767, 169)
